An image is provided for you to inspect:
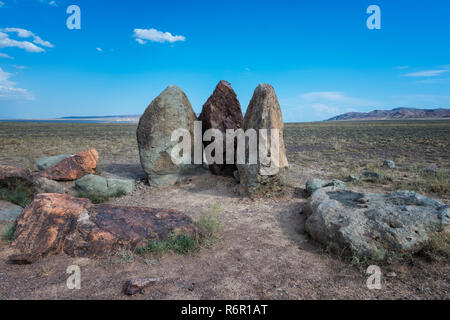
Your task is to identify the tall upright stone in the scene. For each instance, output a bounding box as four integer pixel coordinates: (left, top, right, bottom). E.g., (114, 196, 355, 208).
(198, 80, 243, 176)
(137, 85, 200, 187)
(237, 84, 288, 196)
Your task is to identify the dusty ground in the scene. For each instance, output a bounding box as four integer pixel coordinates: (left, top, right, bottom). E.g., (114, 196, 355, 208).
(0, 121, 449, 300)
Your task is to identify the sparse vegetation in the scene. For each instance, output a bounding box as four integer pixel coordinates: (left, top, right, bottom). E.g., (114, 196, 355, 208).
(0, 181, 36, 208)
(2, 224, 16, 242)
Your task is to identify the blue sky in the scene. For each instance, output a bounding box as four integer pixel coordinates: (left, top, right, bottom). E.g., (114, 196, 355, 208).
(0, 0, 449, 122)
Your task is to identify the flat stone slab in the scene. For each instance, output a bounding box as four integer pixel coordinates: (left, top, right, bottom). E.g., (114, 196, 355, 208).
(9, 193, 199, 264)
(75, 174, 134, 198)
(305, 187, 449, 261)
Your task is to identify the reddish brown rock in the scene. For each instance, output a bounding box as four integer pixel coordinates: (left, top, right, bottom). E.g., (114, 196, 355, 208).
(198, 80, 243, 177)
(9, 193, 199, 263)
(0, 165, 34, 187)
(39, 149, 98, 181)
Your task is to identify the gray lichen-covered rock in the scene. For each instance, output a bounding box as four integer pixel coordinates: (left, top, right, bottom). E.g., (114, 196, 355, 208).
(305, 188, 449, 261)
(75, 174, 134, 198)
(35, 154, 72, 171)
(382, 160, 396, 169)
(32, 176, 66, 194)
(305, 179, 328, 196)
(0, 200, 23, 221)
(236, 84, 288, 196)
(305, 178, 346, 196)
(137, 85, 201, 187)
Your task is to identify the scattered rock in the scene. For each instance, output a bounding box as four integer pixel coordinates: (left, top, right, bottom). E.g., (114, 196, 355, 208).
(32, 176, 66, 194)
(382, 160, 396, 169)
(35, 154, 72, 171)
(75, 175, 134, 198)
(327, 179, 346, 189)
(9, 194, 199, 263)
(362, 171, 383, 181)
(305, 178, 346, 196)
(0, 165, 33, 187)
(40, 149, 98, 181)
(424, 164, 438, 174)
(198, 80, 243, 177)
(305, 178, 328, 196)
(305, 188, 449, 261)
(137, 85, 201, 187)
(348, 175, 359, 182)
(0, 200, 23, 221)
(124, 277, 158, 295)
(236, 84, 288, 196)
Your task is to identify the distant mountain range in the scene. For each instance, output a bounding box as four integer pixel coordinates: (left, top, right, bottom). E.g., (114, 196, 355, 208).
(327, 108, 450, 121)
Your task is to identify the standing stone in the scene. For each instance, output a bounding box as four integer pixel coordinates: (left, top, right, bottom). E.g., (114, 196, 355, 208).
(198, 80, 243, 176)
(137, 85, 200, 187)
(236, 84, 288, 196)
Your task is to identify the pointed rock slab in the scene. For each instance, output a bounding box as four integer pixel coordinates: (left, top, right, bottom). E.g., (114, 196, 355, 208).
(39, 149, 98, 181)
(198, 80, 243, 177)
(8, 194, 199, 264)
(236, 84, 288, 196)
(137, 85, 201, 187)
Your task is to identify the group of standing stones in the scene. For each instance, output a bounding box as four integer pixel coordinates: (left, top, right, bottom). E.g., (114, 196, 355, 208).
(136, 81, 289, 196)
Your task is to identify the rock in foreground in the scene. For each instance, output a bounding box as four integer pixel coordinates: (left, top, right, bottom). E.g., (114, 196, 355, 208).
(198, 80, 243, 177)
(75, 174, 134, 198)
(40, 149, 98, 181)
(237, 84, 288, 196)
(305, 188, 449, 261)
(137, 85, 200, 187)
(9, 194, 199, 264)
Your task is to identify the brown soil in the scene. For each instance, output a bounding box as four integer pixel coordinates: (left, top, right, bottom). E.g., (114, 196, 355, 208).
(0, 167, 448, 300)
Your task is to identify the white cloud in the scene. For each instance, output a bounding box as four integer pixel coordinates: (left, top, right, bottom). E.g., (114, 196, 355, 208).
(403, 69, 449, 77)
(49, 1, 57, 6)
(0, 52, 12, 59)
(133, 28, 185, 44)
(3, 28, 54, 48)
(96, 47, 103, 52)
(0, 32, 45, 52)
(0, 67, 33, 100)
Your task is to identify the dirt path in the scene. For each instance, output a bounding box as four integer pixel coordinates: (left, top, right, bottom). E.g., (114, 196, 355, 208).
(0, 164, 448, 300)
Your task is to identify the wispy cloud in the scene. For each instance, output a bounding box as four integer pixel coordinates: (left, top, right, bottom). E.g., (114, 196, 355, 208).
(0, 67, 33, 100)
(0, 1, 4, 8)
(0, 52, 12, 59)
(133, 28, 185, 44)
(404, 69, 449, 77)
(39, 0, 57, 6)
(96, 47, 103, 52)
(394, 66, 409, 69)
(0, 28, 53, 52)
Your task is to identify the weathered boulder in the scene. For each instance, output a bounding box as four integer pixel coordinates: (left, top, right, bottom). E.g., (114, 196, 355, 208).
(35, 154, 72, 171)
(137, 85, 200, 187)
(198, 80, 243, 177)
(40, 149, 98, 181)
(305, 179, 328, 196)
(236, 84, 288, 196)
(0, 200, 23, 221)
(305, 178, 346, 196)
(9, 193, 199, 264)
(0, 165, 33, 187)
(32, 176, 66, 194)
(75, 174, 134, 197)
(382, 160, 396, 169)
(362, 171, 384, 181)
(305, 188, 449, 261)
